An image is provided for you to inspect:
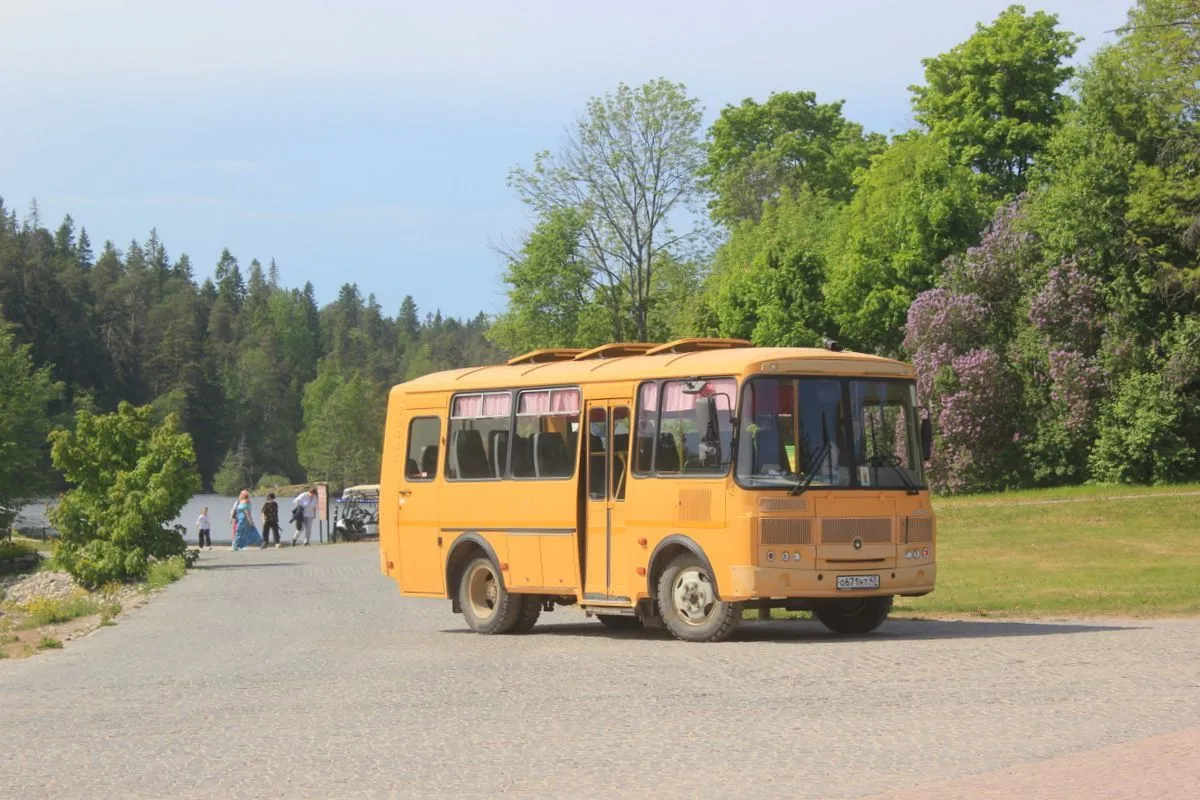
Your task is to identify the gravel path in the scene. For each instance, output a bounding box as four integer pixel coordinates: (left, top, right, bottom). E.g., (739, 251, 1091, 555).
(2, 545, 1198, 799)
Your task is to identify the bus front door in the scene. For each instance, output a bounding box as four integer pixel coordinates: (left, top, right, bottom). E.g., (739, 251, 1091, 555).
(584, 402, 632, 602)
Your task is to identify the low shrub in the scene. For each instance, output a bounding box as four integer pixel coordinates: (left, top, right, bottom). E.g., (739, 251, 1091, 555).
(146, 556, 188, 590)
(21, 593, 101, 627)
(37, 637, 63, 649)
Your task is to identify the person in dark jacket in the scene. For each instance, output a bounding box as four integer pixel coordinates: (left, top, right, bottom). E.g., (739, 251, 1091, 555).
(260, 492, 282, 549)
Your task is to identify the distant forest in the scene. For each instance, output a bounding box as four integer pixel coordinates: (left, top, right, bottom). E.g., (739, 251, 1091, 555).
(0, 205, 502, 491)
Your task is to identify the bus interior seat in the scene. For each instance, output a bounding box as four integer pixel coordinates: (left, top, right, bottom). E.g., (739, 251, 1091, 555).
(452, 429, 490, 479)
(656, 432, 680, 473)
(488, 429, 509, 477)
(587, 433, 606, 497)
(405, 458, 420, 479)
(534, 431, 569, 478)
(511, 434, 533, 477)
(419, 445, 439, 478)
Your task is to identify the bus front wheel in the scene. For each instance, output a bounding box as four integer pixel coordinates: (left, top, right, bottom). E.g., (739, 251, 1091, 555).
(814, 595, 893, 635)
(657, 554, 740, 643)
(459, 555, 524, 634)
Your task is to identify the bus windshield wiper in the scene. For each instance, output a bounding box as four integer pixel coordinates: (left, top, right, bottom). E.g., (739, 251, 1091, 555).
(872, 452, 920, 496)
(790, 442, 831, 496)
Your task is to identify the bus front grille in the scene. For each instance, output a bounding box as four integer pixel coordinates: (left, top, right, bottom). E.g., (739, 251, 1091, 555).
(904, 517, 933, 543)
(759, 518, 813, 546)
(820, 518, 893, 545)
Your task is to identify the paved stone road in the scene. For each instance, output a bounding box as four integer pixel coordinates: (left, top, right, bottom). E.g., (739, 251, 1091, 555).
(3, 545, 1198, 799)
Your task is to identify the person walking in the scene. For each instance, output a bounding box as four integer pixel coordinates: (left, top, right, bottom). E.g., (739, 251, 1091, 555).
(232, 490, 263, 551)
(291, 486, 319, 546)
(196, 507, 212, 550)
(260, 492, 281, 549)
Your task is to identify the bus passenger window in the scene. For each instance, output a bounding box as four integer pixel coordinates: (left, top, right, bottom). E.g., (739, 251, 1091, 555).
(660, 379, 736, 476)
(447, 392, 510, 481)
(587, 407, 607, 500)
(513, 388, 580, 480)
(405, 417, 440, 481)
(634, 382, 657, 475)
(612, 407, 630, 500)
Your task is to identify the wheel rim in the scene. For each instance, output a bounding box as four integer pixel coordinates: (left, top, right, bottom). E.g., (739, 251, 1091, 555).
(466, 562, 499, 620)
(671, 567, 716, 625)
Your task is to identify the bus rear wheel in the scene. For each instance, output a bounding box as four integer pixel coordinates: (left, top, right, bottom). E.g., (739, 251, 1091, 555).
(657, 554, 740, 643)
(459, 555, 523, 634)
(814, 595, 893, 635)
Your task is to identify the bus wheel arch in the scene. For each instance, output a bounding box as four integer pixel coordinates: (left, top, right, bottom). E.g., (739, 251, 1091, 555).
(446, 534, 502, 615)
(647, 535, 721, 602)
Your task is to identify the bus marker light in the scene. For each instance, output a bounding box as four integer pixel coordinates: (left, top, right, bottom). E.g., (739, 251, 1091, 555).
(766, 551, 775, 562)
(499, 562, 509, 571)
(637, 537, 647, 546)
(636, 567, 646, 576)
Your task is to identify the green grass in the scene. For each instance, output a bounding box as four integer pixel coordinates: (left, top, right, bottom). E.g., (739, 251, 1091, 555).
(37, 636, 63, 650)
(145, 556, 187, 590)
(18, 594, 101, 628)
(895, 484, 1200, 617)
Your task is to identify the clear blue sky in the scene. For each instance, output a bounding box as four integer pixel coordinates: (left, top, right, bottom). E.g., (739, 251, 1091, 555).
(0, 0, 1132, 320)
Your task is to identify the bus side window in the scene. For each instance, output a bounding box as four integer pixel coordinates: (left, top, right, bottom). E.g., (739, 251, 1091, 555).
(405, 417, 441, 481)
(634, 382, 657, 475)
(612, 407, 630, 500)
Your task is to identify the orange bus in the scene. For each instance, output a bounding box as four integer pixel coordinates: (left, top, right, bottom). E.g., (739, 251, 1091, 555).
(378, 338, 935, 642)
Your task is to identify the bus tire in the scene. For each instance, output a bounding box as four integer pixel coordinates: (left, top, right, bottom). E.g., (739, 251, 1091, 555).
(596, 614, 642, 630)
(814, 595, 893, 635)
(657, 554, 740, 643)
(458, 555, 523, 634)
(510, 596, 542, 634)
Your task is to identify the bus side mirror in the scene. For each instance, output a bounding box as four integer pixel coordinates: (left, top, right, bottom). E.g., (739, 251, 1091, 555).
(919, 416, 933, 462)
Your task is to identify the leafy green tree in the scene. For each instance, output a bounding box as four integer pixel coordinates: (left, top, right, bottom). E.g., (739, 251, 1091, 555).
(508, 79, 705, 341)
(297, 364, 385, 490)
(911, 4, 1078, 196)
(0, 324, 61, 530)
(824, 135, 991, 352)
(490, 208, 607, 353)
(212, 435, 254, 495)
(48, 403, 201, 587)
(701, 91, 885, 224)
(698, 190, 838, 346)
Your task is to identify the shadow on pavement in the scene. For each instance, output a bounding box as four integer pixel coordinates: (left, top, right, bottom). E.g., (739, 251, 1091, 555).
(442, 617, 1138, 642)
(193, 562, 300, 570)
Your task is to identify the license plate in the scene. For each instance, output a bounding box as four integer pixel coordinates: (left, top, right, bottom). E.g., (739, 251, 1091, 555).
(836, 575, 880, 591)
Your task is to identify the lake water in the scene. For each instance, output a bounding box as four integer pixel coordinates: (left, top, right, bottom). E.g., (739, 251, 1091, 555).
(17, 492, 334, 545)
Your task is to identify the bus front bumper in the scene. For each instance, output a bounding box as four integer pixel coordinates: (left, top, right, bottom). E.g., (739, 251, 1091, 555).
(726, 563, 936, 600)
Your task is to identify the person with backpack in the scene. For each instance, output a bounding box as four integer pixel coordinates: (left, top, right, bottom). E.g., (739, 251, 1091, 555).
(291, 486, 318, 546)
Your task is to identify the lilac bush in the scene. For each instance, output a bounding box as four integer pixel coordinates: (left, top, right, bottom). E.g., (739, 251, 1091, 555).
(929, 348, 1022, 493)
(945, 200, 1034, 308)
(1028, 258, 1104, 354)
(1047, 349, 1106, 433)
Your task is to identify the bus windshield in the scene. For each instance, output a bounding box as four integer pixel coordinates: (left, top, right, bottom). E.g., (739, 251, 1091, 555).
(736, 377, 925, 490)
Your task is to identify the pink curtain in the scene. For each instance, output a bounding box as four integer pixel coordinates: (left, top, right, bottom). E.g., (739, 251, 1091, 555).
(452, 394, 483, 418)
(550, 388, 579, 413)
(518, 388, 579, 415)
(519, 390, 549, 414)
(453, 393, 511, 418)
(639, 382, 658, 411)
(660, 379, 735, 412)
(482, 393, 511, 417)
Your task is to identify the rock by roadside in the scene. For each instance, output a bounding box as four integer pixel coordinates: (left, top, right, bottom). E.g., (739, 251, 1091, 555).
(2, 571, 81, 605)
